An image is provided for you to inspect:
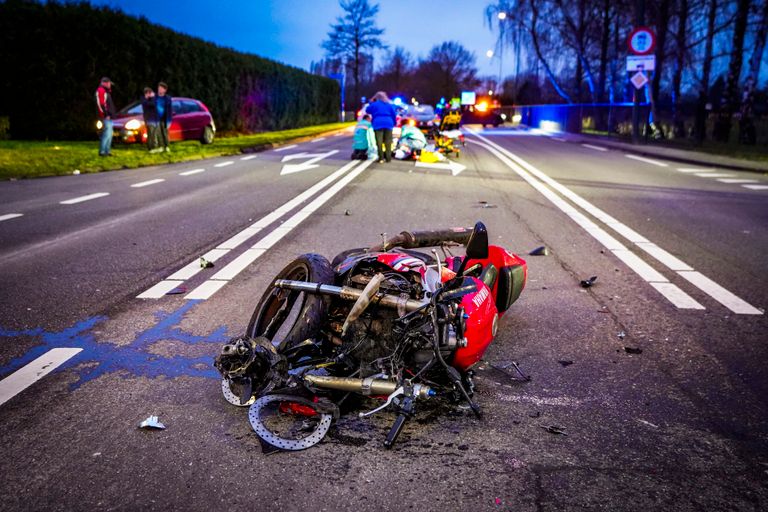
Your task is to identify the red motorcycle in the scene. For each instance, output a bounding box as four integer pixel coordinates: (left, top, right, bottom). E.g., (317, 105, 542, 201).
(215, 222, 527, 451)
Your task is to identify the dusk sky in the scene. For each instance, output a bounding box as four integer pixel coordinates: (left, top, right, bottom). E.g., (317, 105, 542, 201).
(89, 0, 502, 78)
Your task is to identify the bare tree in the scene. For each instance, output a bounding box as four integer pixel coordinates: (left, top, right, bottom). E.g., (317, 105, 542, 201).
(747, 0, 768, 82)
(716, 0, 751, 141)
(322, 0, 386, 109)
(377, 46, 412, 93)
(418, 41, 478, 100)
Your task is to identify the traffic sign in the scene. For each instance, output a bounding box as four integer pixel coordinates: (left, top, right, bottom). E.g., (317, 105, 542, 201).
(630, 71, 649, 89)
(628, 27, 656, 55)
(627, 55, 656, 71)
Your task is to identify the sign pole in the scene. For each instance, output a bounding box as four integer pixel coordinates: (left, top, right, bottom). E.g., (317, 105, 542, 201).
(632, 0, 645, 143)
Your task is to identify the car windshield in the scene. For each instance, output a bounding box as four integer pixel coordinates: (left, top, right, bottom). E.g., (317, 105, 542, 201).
(406, 105, 435, 117)
(118, 102, 143, 115)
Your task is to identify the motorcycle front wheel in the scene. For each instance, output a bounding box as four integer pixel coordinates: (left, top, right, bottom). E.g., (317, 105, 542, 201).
(247, 253, 334, 351)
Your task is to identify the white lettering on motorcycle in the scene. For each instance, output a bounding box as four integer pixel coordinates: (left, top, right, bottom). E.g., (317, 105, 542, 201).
(472, 286, 490, 308)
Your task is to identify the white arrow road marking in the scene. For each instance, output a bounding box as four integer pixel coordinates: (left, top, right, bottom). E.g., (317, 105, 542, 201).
(414, 159, 466, 176)
(0, 348, 82, 407)
(280, 150, 339, 175)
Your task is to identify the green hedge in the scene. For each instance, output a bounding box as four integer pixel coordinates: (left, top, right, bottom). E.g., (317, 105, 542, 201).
(0, 1, 339, 139)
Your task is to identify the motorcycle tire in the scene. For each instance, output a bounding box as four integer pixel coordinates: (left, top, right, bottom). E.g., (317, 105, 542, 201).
(247, 253, 334, 351)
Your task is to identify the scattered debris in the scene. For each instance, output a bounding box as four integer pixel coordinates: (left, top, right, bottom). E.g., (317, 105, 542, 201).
(199, 257, 214, 269)
(458, 444, 469, 451)
(165, 285, 187, 295)
(344, 209, 351, 216)
(528, 411, 541, 418)
(624, 346, 643, 354)
(636, 419, 659, 428)
(580, 276, 598, 288)
(92, 452, 102, 457)
(529, 246, 549, 256)
(558, 360, 574, 367)
(540, 425, 568, 436)
(617, 331, 626, 340)
(480, 203, 497, 208)
(138, 415, 166, 430)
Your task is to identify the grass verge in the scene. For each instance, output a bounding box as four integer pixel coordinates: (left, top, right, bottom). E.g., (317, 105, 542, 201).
(0, 122, 352, 180)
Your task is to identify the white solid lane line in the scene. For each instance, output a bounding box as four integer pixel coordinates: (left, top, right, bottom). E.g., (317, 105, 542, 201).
(186, 159, 374, 300)
(466, 134, 702, 310)
(677, 168, 713, 173)
(240, 155, 257, 161)
(273, 144, 298, 152)
(137, 159, 363, 300)
(214, 161, 234, 168)
(469, 130, 761, 314)
(131, 178, 165, 188)
(0, 213, 23, 222)
(625, 154, 668, 167)
(179, 168, 205, 176)
(743, 184, 768, 190)
(60, 192, 110, 205)
(0, 348, 82, 407)
(717, 178, 757, 184)
(693, 172, 735, 178)
(582, 144, 608, 152)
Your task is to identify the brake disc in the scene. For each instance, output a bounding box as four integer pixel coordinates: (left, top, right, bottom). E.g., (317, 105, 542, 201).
(220, 378, 255, 407)
(248, 394, 333, 451)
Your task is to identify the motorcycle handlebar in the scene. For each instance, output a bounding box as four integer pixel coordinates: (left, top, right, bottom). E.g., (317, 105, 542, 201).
(369, 227, 473, 252)
(438, 283, 478, 303)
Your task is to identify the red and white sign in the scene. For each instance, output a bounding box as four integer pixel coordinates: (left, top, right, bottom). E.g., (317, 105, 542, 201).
(630, 71, 649, 89)
(628, 27, 656, 55)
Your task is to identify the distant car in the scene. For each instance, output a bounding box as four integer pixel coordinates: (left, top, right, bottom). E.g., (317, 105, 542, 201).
(461, 102, 504, 127)
(98, 97, 216, 144)
(400, 105, 440, 131)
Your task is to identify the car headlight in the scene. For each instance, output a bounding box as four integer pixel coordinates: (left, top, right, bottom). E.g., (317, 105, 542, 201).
(96, 120, 103, 130)
(125, 119, 142, 130)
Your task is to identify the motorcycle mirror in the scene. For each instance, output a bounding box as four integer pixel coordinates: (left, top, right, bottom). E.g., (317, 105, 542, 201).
(465, 222, 489, 259)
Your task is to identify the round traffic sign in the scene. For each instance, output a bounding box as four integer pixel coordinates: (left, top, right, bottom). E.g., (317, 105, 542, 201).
(628, 27, 656, 55)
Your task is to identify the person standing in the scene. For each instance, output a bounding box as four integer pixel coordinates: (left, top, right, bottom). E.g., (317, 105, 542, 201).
(366, 91, 396, 163)
(155, 82, 173, 152)
(95, 77, 116, 156)
(141, 87, 161, 153)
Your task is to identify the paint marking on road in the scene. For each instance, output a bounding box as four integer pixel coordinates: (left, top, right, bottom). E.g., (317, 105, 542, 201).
(625, 154, 668, 167)
(648, 283, 706, 310)
(137, 159, 363, 300)
(60, 192, 110, 205)
(468, 131, 760, 313)
(582, 144, 608, 152)
(214, 161, 234, 168)
(312, 137, 327, 142)
(281, 150, 340, 175)
(273, 144, 298, 152)
(136, 279, 185, 299)
(694, 172, 735, 178)
(0, 348, 83, 407)
(678, 271, 762, 315)
(240, 155, 257, 161)
(677, 167, 713, 173)
(179, 168, 205, 176)
(550, 137, 566, 142)
(131, 178, 165, 188)
(186, 159, 374, 299)
(0, 213, 23, 223)
(333, 132, 346, 137)
(716, 178, 757, 184)
(742, 184, 768, 190)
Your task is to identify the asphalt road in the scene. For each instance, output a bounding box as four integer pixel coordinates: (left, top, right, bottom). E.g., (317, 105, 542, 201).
(1, 127, 767, 511)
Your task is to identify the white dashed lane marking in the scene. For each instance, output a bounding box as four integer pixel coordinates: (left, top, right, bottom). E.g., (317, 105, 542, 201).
(214, 161, 234, 168)
(582, 144, 607, 152)
(0, 213, 23, 222)
(240, 155, 257, 161)
(131, 179, 165, 188)
(625, 154, 668, 167)
(273, 144, 298, 152)
(693, 172, 735, 178)
(60, 192, 110, 205)
(179, 168, 205, 176)
(743, 184, 768, 190)
(717, 178, 757, 184)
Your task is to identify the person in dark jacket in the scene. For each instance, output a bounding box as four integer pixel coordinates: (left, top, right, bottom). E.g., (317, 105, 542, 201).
(155, 82, 173, 152)
(141, 87, 161, 153)
(366, 91, 397, 163)
(95, 77, 116, 156)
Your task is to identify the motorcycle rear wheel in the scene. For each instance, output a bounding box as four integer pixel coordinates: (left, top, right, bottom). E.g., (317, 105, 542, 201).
(247, 253, 334, 351)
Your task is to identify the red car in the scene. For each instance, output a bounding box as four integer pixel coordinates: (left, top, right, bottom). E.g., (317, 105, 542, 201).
(99, 97, 216, 144)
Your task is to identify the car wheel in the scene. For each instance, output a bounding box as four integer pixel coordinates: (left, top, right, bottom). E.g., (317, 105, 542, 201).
(201, 125, 214, 145)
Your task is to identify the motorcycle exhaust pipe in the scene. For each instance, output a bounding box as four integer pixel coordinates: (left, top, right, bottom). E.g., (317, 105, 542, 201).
(274, 279, 426, 314)
(303, 374, 433, 399)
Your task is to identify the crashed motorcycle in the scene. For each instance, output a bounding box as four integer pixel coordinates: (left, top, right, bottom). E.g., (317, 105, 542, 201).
(215, 221, 527, 451)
